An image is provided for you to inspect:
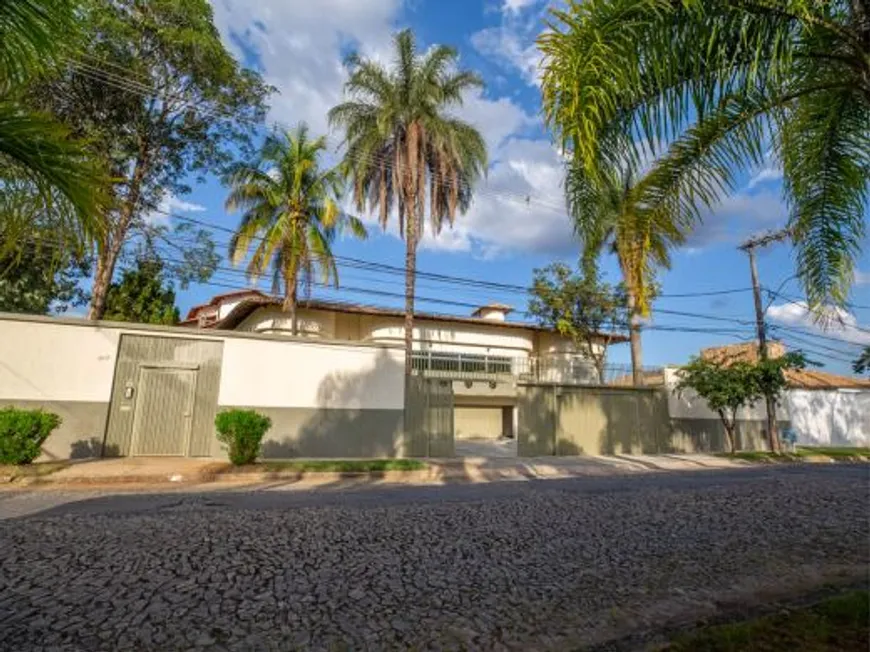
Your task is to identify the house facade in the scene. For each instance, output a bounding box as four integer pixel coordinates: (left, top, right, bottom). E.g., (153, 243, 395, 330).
(182, 290, 626, 442)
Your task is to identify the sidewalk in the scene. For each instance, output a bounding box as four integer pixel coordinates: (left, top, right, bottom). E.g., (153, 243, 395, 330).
(2, 453, 756, 489)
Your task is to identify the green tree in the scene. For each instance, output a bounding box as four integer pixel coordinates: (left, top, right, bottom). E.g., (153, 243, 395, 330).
(567, 164, 680, 385)
(225, 124, 367, 336)
(855, 347, 870, 375)
(528, 263, 629, 384)
(29, 0, 271, 320)
(676, 357, 762, 454)
(676, 351, 807, 453)
(0, 250, 89, 315)
(0, 0, 106, 244)
(103, 258, 179, 325)
(0, 193, 91, 314)
(329, 29, 488, 374)
(539, 0, 869, 309)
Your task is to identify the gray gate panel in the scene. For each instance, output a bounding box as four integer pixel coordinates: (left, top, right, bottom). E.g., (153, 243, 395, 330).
(105, 335, 222, 457)
(131, 367, 195, 455)
(404, 377, 454, 457)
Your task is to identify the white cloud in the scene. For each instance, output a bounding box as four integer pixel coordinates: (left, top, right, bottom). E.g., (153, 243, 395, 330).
(145, 193, 206, 226)
(471, 1, 545, 86)
(747, 166, 783, 189)
(502, 0, 542, 14)
(856, 270, 870, 286)
(453, 88, 536, 154)
(420, 137, 574, 257)
(211, 0, 401, 137)
(684, 190, 789, 249)
(768, 301, 870, 346)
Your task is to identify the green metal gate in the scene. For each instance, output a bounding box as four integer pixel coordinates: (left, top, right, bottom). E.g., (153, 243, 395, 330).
(130, 366, 197, 456)
(404, 377, 454, 457)
(104, 334, 223, 457)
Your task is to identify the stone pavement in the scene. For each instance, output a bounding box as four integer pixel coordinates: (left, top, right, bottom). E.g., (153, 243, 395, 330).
(13, 453, 752, 489)
(0, 465, 866, 651)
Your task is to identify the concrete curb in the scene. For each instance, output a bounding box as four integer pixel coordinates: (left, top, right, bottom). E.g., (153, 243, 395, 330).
(10, 468, 446, 488)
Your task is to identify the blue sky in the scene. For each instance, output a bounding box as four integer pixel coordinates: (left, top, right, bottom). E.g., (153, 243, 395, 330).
(161, 0, 870, 373)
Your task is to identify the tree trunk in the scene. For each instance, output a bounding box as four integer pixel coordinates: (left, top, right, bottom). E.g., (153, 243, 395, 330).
(404, 214, 417, 376)
(628, 313, 643, 386)
(87, 240, 117, 320)
(765, 395, 779, 453)
(87, 147, 150, 320)
(284, 267, 299, 336)
(724, 422, 736, 454)
(402, 122, 421, 377)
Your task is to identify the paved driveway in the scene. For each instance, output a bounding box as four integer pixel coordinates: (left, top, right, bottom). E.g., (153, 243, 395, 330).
(0, 466, 867, 651)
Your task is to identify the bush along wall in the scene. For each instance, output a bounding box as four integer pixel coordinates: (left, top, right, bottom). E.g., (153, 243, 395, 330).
(0, 408, 62, 464)
(215, 409, 272, 465)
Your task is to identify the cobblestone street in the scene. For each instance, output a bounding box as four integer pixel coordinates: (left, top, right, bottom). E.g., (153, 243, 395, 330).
(1, 466, 867, 651)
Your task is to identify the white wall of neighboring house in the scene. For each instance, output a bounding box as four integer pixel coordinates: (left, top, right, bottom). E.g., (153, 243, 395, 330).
(785, 390, 870, 447)
(664, 367, 870, 447)
(663, 367, 768, 421)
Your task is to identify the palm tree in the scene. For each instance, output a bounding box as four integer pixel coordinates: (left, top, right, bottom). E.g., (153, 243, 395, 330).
(0, 0, 105, 246)
(539, 0, 869, 309)
(329, 29, 488, 375)
(225, 124, 366, 335)
(855, 346, 870, 375)
(567, 162, 687, 385)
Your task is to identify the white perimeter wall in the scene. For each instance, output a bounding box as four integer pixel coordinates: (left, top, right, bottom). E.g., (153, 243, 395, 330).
(0, 319, 120, 402)
(218, 337, 405, 410)
(785, 390, 870, 447)
(664, 367, 870, 447)
(663, 367, 768, 420)
(0, 316, 405, 412)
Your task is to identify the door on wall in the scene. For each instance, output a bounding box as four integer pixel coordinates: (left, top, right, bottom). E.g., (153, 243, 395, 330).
(130, 366, 197, 456)
(455, 406, 503, 440)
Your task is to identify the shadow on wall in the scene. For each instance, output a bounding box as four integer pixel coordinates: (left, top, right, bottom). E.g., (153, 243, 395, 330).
(788, 390, 870, 447)
(260, 349, 405, 459)
(70, 438, 120, 460)
(554, 388, 673, 456)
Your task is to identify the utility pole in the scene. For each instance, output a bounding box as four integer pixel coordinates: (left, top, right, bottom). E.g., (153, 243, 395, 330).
(739, 228, 791, 453)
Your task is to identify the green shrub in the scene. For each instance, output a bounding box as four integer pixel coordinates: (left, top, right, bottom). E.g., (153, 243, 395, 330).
(0, 408, 62, 465)
(215, 409, 272, 465)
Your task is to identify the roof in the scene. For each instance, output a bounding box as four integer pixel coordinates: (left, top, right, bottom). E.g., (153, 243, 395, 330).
(700, 342, 870, 390)
(180, 290, 629, 342)
(184, 289, 264, 321)
(471, 303, 514, 318)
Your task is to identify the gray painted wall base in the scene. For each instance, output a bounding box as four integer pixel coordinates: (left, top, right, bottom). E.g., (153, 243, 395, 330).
(216, 406, 405, 459)
(670, 418, 790, 452)
(0, 400, 109, 461)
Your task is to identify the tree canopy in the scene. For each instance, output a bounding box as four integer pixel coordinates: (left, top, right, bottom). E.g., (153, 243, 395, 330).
(539, 0, 869, 309)
(103, 258, 179, 325)
(28, 0, 271, 319)
(329, 28, 488, 373)
(225, 123, 367, 335)
(528, 263, 629, 382)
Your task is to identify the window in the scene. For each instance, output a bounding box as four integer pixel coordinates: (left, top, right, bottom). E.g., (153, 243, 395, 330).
(411, 352, 513, 375)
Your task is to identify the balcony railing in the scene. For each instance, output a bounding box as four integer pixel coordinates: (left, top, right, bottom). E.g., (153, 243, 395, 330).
(411, 352, 663, 387)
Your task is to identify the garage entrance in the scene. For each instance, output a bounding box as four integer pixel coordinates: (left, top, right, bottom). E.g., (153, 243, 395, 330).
(454, 403, 516, 458)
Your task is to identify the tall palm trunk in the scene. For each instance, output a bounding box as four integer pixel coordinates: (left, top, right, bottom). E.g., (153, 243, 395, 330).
(402, 123, 422, 376)
(617, 253, 644, 385)
(284, 264, 299, 336)
(404, 218, 417, 376)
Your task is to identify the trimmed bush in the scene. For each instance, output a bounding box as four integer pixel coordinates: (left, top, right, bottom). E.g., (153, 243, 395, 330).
(0, 408, 62, 465)
(215, 409, 272, 465)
